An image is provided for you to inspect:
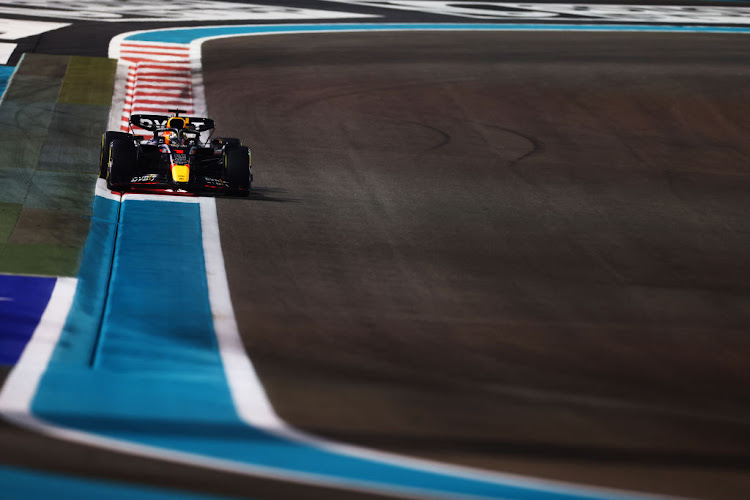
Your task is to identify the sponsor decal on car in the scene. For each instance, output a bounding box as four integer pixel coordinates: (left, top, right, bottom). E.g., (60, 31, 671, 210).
(172, 152, 188, 165)
(204, 177, 228, 187)
(132, 117, 168, 130)
(130, 174, 158, 183)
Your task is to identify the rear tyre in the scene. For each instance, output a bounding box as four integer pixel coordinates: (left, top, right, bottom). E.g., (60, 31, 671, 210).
(224, 146, 251, 194)
(99, 131, 132, 178)
(106, 139, 137, 190)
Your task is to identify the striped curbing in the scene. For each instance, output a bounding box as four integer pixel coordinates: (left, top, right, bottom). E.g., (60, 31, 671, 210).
(118, 42, 194, 134)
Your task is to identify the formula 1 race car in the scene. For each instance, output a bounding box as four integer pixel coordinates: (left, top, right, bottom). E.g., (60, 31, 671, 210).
(99, 109, 252, 195)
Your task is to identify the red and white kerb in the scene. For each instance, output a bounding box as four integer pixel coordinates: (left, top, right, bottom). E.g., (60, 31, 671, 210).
(118, 42, 194, 135)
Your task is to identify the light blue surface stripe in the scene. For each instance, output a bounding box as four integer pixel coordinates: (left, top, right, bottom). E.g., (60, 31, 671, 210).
(50, 195, 119, 367)
(92, 200, 220, 372)
(0, 464, 246, 500)
(125, 22, 750, 44)
(0, 65, 15, 99)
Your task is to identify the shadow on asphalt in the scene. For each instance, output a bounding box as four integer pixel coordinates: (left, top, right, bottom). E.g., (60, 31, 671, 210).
(222, 186, 296, 203)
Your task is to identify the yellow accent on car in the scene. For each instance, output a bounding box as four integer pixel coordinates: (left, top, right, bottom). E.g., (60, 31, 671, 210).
(171, 164, 190, 183)
(167, 116, 188, 128)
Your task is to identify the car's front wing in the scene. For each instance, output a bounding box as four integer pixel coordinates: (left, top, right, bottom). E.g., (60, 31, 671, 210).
(114, 173, 244, 196)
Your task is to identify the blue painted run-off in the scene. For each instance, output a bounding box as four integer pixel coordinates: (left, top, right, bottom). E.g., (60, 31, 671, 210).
(49, 195, 119, 368)
(0, 464, 246, 500)
(125, 22, 750, 44)
(0, 65, 15, 99)
(0, 274, 55, 365)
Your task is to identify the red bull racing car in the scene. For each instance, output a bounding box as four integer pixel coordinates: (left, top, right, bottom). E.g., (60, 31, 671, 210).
(99, 109, 252, 195)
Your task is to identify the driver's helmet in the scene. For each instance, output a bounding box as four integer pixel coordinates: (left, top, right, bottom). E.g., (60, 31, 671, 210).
(161, 130, 177, 145)
(162, 116, 190, 146)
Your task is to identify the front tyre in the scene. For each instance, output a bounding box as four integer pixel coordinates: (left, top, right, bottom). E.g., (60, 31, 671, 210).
(99, 131, 132, 178)
(224, 146, 251, 195)
(106, 139, 137, 190)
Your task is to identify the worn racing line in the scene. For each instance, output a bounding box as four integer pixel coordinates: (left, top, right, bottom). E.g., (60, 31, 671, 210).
(204, 30, 750, 499)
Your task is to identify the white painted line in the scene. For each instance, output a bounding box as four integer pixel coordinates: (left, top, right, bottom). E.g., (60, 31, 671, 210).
(131, 102, 190, 107)
(122, 56, 192, 63)
(127, 90, 191, 96)
(125, 100, 193, 108)
(121, 41, 192, 48)
(121, 53, 190, 59)
(121, 47, 191, 53)
(130, 100, 194, 107)
(95, 178, 122, 202)
(107, 61, 130, 131)
(198, 198, 281, 429)
(130, 76, 192, 83)
(131, 72, 191, 79)
(121, 52, 190, 58)
(0, 297, 13, 302)
(126, 80, 188, 87)
(122, 193, 199, 203)
(0, 278, 77, 415)
(0, 42, 16, 65)
(131, 69, 191, 76)
(129, 108, 195, 114)
(0, 19, 69, 40)
(122, 44, 191, 51)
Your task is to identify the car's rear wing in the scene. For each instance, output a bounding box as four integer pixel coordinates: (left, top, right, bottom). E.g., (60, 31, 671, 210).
(130, 114, 215, 132)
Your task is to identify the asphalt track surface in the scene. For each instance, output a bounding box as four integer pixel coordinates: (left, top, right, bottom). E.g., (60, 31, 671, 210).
(204, 31, 750, 499)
